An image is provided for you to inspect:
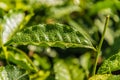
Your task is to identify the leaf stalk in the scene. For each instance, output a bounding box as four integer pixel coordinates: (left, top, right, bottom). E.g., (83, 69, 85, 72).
(93, 15, 110, 75)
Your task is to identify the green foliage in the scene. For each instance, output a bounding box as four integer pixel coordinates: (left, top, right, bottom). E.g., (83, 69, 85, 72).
(0, 0, 120, 80)
(6, 23, 94, 49)
(0, 65, 29, 80)
(54, 60, 72, 80)
(1, 10, 25, 44)
(89, 74, 120, 80)
(0, 50, 33, 70)
(54, 59, 85, 80)
(98, 51, 120, 74)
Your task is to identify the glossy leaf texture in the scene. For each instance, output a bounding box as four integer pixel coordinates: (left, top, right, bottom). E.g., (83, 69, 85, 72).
(6, 23, 95, 50)
(1, 10, 24, 44)
(89, 74, 120, 80)
(98, 51, 120, 74)
(54, 60, 71, 80)
(0, 65, 29, 80)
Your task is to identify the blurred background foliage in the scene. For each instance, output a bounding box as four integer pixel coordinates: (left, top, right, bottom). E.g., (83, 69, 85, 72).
(0, 0, 120, 80)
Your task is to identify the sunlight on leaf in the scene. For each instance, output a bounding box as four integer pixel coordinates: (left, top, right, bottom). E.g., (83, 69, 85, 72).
(0, 67, 8, 80)
(54, 60, 71, 80)
(1, 10, 24, 44)
(6, 23, 95, 50)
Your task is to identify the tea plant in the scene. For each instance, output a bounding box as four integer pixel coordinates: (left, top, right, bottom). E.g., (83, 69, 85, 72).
(0, 0, 120, 80)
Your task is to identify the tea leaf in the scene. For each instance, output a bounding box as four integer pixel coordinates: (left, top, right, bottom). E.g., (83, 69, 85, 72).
(0, 65, 29, 80)
(54, 60, 71, 80)
(89, 74, 120, 80)
(6, 23, 95, 50)
(0, 67, 8, 80)
(8, 51, 33, 70)
(1, 10, 24, 44)
(98, 51, 120, 74)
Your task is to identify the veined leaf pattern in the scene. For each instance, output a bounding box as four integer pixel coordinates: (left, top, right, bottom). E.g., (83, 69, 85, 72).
(6, 23, 95, 49)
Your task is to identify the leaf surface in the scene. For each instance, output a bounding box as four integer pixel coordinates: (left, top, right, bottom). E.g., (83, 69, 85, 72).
(98, 51, 120, 74)
(0, 65, 29, 80)
(89, 74, 120, 80)
(8, 51, 33, 70)
(68, 63, 85, 80)
(54, 60, 71, 80)
(1, 10, 24, 44)
(0, 67, 8, 80)
(6, 23, 95, 50)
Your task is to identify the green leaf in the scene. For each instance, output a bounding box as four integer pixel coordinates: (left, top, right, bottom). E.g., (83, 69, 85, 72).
(89, 74, 120, 80)
(0, 67, 8, 80)
(98, 51, 120, 74)
(6, 23, 95, 50)
(88, 0, 115, 16)
(79, 52, 91, 77)
(64, 57, 86, 80)
(1, 10, 24, 44)
(0, 65, 29, 80)
(0, 49, 34, 71)
(33, 53, 51, 70)
(68, 64, 85, 80)
(8, 51, 33, 71)
(54, 60, 71, 80)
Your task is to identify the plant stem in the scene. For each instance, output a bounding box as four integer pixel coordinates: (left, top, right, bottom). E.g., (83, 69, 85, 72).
(93, 15, 110, 75)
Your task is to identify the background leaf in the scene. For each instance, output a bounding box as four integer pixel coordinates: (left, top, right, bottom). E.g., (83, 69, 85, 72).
(1, 0, 120, 79)
(0, 67, 8, 80)
(54, 60, 71, 80)
(98, 51, 120, 74)
(89, 74, 120, 80)
(88, 0, 117, 16)
(0, 65, 29, 80)
(66, 57, 85, 80)
(0, 50, 33, 71)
